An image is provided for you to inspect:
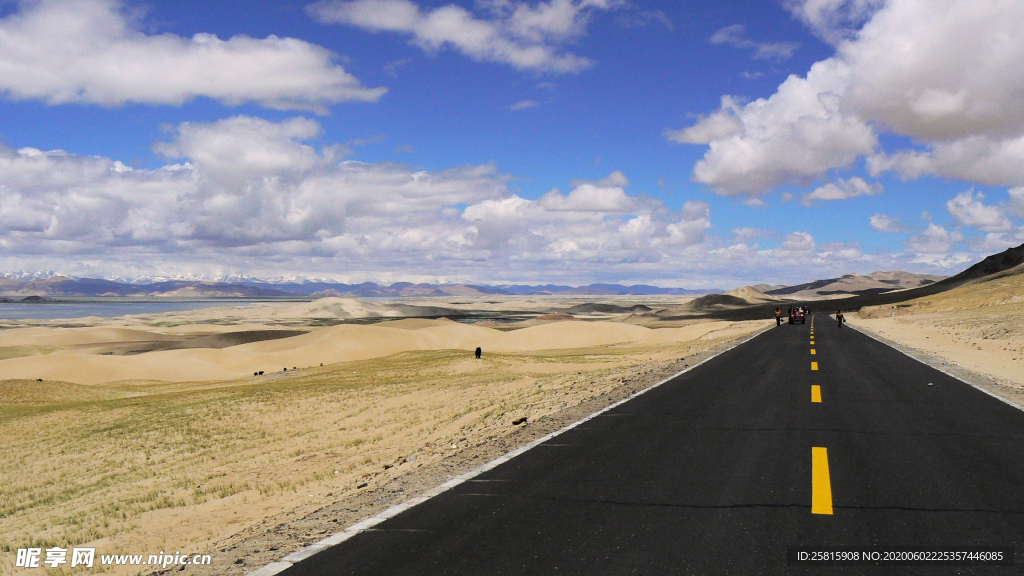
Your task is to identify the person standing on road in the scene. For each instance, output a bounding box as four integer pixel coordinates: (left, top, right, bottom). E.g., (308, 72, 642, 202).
(775, 308, 782, 326)
(836, 310, 844, 327)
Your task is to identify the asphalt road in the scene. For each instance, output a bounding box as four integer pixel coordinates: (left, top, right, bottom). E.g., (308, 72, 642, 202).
(283, 314, 1024, 575)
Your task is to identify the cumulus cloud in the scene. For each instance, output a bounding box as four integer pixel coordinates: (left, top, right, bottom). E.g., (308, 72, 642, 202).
(672, 59, 876, 196)
(840, 1, 1024, 141)
(0, 0, 384, 111)
(867, 136, 1024, 187)
(709, 24, 799, 61)
(308, 0, 622, 73)
(0, 122, 726, 280)
(460, 173, 708, 265)
(905, 223, 963, 257)
(664, 96, 744, 145)
(780, 231, 816, 253)
(869, 213, 909, 233)
(673, 0, 1024, 196)
(945, 190, 1013, 233)
(801, 176, 881, 205)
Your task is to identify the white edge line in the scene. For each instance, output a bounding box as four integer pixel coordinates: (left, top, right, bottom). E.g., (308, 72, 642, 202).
(848, 321, 1024, 413)
(246, 324, 772, 576)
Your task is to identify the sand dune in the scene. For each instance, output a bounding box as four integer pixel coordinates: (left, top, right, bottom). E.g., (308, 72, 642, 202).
(3, 326, 181, 347)
(0, 319, 750, 385)
(723, 286, 778, 304)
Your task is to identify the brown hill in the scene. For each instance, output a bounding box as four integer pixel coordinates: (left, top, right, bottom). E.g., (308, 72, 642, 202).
(691, 242, 1024, 321)
(724, 286, 780, 303)
(765, 271, 944, 299)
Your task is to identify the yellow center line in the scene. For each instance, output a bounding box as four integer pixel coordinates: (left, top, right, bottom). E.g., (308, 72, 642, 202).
(812, 447, 833, 514)
(811, 349, 816, 355)
(811, 361, 818, 370)
(811, 385, 821, 403)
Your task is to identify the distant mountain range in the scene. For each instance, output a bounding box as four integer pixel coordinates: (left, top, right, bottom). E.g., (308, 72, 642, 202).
(0, 269, 951, 300)
(0, 275, 717, 298)
(761, 271, 945, 299)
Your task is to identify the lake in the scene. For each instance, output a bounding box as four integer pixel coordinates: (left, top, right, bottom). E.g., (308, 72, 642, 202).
(0, 300, 261, 320)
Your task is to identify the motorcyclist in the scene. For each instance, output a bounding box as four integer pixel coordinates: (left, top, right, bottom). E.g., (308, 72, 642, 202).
(836, 309, 845, 327)
(775, 308, 782, 327)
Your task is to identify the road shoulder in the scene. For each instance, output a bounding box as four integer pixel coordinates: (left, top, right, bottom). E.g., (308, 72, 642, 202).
(849, 318, 1024, 411)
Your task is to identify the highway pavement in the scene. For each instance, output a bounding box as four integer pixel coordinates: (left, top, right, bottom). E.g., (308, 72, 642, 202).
(282, 314, 1024, 574)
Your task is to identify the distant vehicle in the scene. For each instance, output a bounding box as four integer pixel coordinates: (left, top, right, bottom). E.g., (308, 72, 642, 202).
(789, 307, 806, 324)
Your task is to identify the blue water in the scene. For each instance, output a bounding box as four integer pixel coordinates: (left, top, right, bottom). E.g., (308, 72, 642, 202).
(0, 300, 259, 320)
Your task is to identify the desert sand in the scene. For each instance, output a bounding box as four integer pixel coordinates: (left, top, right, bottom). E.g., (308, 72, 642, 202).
(0, 318, 746, 385)
(723, 285, 779, 303)
(0, 297, 767, 575)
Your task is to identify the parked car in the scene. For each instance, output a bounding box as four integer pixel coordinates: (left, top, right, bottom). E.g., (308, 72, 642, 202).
(789, 307, 806, 324)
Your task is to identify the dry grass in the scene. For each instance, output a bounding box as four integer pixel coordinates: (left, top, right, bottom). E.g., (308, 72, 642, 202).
(0, 320, 765, 575)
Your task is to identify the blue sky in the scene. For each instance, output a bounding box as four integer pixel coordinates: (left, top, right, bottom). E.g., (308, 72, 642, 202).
(0, 0, 1022, 287)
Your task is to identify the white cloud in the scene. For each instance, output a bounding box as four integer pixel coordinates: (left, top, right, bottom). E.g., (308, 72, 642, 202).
(780, 231, 816, 253)
(869, 213, 908, 233)
(538, 181, 634, 212)
(818, 241, 864, 260)
(153, 116, 328, 183)
(839, 0, 1024, 141)
(868, 136, 1024, 187)
(731, 227, 776, 243)
(667, 201, 712, 246)
(309, 0, 621, 73)
(709, 24, 799, 61)
(0, 0, 384, 111)
(672, 59, 877, 196)
(906, 223, 963, 256)
(971, 228, 1024, 253)
(0, 125, 727, 281)
(802, 176, 881, 205)
(945, 190, 1013, 233)
(1008, 187, 1024, 219)
(675, 0, 1024, 196)
(783, 0, 885, 45)
(665, 96, 744, 145)
(510, 99, 540, 110)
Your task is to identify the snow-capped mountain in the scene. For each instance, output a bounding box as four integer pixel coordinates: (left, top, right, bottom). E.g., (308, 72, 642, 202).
(1, 271, 67, 281)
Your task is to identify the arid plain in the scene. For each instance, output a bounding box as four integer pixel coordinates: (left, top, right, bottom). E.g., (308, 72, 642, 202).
(0, 296, 769, 574)
(4, 258, 1024, 575)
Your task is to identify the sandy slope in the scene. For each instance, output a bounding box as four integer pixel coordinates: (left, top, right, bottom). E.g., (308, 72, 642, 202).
(852, 269, 1024, 389)
(0, 319, 745, 385)
(723, 286, 779, 303)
